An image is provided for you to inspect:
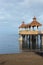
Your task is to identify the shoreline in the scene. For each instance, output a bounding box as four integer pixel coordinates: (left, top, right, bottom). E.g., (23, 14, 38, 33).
(0, 49, 43, 55)
(0, 52, 43, 65)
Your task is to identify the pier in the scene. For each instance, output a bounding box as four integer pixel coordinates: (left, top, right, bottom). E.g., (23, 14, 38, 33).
(19, 16, 43, 50)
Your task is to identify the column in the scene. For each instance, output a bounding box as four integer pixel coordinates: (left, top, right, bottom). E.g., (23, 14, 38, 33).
(22, 35, 25, 41)
(29, 35, 30, 49)
(41, 35, 43, 50)
(22, 35, 25, 48)
(26, 35, 28, 48)
(37, 35, 39, 49)
(36, 35, 37, 50)
(30, 35, 32, 50)
(40, 35, 42, 50)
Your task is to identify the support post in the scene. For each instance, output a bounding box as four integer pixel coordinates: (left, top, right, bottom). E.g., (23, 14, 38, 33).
(29, 35, 30, 49)
(41, 35, 43, 50)
(30, 35, 32, 50)
(25, 35, 28, 48)
(37, 35, 39, 49)
(40, 35, 42, 50)
(36, 35, 37, 50)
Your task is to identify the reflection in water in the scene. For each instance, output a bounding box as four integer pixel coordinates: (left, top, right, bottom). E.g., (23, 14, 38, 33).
(22, 40, 29, 49)
(19, 40, 29, 50)
(19, 39, 42, 51)
(19, 39, 33, 51)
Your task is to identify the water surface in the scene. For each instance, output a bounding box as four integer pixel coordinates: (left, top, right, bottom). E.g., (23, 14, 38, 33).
(0, 33, 21, 54)
(0, 33, 42, 54)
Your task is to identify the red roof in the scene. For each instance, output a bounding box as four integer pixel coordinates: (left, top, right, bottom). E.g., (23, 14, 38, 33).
(30, 16, 42, 27)
(19, 17, 42, 28)
(25, 23, 31, 28)
(19, 21, 26, 28)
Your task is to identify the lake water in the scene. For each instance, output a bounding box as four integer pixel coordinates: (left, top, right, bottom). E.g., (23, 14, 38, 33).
(0, 33, 22, 54)
(0, 33, 42, 54)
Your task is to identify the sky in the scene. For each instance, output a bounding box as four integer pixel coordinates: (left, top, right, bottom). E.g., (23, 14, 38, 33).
(0, 0, 43, 34)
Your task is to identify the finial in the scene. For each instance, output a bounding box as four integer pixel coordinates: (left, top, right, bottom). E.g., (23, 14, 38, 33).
(34, 16, 36, 18)
(33, 16, 36, 21)
(22, 21, 25, 24)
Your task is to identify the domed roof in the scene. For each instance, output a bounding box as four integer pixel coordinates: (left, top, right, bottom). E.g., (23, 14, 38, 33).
(19, 21, 26, 28)
(19, 16, 42, 28)
(30, 16, 42, 27)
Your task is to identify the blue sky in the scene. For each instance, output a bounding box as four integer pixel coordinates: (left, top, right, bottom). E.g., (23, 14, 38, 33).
(0, 0, 43, 34)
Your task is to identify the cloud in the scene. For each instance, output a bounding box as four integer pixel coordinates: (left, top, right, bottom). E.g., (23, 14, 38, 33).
(0, 0, 43, 22)
(0, 0, 43, 33)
